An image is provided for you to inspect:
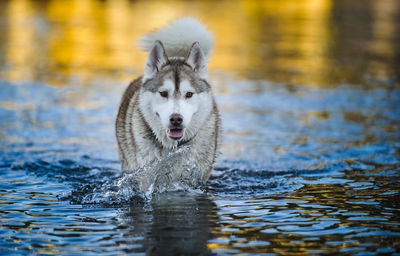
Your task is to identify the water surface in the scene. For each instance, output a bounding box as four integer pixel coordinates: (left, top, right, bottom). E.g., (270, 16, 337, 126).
(1, 0, 400, 255)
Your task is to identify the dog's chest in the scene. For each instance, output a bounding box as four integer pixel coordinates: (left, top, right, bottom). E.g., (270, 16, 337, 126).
(135, 142, 185, 167)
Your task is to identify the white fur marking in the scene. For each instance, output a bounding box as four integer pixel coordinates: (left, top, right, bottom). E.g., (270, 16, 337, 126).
(138, 17, 214, 59)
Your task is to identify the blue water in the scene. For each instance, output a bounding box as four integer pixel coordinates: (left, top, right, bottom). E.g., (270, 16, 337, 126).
(1, 0, 400, 254)
(0, 77, 399, 255)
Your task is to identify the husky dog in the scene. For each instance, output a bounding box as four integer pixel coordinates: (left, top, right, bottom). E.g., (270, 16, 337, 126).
(116, 18, 220, 189)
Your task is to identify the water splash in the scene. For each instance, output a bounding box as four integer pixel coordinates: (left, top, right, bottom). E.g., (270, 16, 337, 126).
(9, 148, 354, 206)
(61, 146, 203, 206)
(125, 146, 202, 194)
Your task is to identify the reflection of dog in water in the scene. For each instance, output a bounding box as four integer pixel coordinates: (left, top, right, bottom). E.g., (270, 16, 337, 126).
(115, 18, 221, 191)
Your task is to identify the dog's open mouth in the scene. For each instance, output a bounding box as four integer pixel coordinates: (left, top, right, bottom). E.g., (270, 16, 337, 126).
(167, 128, 184, 140)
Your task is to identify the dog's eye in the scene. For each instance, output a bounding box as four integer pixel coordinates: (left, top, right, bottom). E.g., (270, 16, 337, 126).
(185, 92, 193, 98)
(159, 91, 168, 98)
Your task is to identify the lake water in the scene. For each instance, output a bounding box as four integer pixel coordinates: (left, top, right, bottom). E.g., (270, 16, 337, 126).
(0, 0, 400, 255)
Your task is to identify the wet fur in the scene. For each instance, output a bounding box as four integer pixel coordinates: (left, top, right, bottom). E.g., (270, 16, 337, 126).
(116, 48, 220, 184)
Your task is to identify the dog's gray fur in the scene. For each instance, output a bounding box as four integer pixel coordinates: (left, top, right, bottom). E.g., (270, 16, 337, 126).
(116, 19, 220, 188)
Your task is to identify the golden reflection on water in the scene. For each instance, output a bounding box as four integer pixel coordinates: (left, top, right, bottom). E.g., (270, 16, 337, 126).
(0, 0, 399, 86)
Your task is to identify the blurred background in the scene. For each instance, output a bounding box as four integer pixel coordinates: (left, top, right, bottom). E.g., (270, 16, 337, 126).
(0, 0, 399, 87)
(1, 1, 400, 254)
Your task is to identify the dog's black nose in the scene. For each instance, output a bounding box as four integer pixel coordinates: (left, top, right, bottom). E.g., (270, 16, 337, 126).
(169, 113, 183, 126)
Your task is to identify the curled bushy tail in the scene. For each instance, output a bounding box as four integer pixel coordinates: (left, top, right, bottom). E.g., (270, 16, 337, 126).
(137, 17, 214, 59)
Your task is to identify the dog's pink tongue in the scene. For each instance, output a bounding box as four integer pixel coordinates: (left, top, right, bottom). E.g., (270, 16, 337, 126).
(168, 129, 183, 140)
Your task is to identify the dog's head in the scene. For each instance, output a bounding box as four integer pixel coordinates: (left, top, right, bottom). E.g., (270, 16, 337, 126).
(139, 41, 213, 148)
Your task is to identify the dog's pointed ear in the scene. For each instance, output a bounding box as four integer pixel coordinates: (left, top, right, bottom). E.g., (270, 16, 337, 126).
(186, 42, 207, 80)
(143, 40, 169, 82)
